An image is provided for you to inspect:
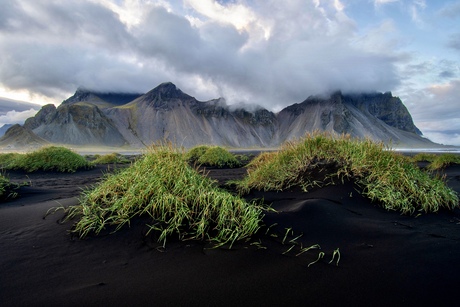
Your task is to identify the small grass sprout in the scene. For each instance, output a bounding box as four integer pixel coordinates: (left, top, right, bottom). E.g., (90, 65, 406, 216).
(308, 251, 325, 267)
(296, 244, 321, 257)
(328, 248, 341, 266)
(0, 173, 21, 200)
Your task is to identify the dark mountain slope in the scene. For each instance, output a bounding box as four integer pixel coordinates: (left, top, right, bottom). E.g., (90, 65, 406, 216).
(0, 124, 49, 149)
(7, 82, 436, 149)
(24, 103, 127, 146)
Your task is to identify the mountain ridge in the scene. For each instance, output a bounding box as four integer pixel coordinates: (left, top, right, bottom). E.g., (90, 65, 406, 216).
(0, 82, 437, 149)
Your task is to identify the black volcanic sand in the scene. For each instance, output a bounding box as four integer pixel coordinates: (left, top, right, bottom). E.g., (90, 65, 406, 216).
(1, 161, 460, 306)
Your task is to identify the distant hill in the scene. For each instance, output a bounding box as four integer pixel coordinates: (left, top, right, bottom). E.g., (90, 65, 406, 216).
(0, 124, 49, 149)
(2, 82, 437, 149)
(0, 124, 13, 137)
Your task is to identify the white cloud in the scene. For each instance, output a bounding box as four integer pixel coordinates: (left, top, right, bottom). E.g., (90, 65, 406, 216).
(374, 0, 399, 6)
(0, 109, 39, 127)
(0, 0, 458, 145)
(399, 79, 460, 145)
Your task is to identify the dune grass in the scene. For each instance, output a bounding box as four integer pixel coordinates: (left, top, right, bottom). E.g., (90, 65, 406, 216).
(412, 153, 460, 171)
(186, 145, 241, 168)
(0, 153, 22, 169)
(8, 146, 92, 172)
(0, 147, 91, 173)
(0, 173, 20, 200)
(235, 133, 459, 215)
(91, 153, 131, 165)
(0, 174, 11, 197)
(185, 145, 211, 164)
(63, 144, 265, 247)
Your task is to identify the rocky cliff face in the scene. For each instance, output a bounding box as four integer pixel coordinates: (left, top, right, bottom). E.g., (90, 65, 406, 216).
(24, 103, 127, 146)
(6, 82, 434, 149)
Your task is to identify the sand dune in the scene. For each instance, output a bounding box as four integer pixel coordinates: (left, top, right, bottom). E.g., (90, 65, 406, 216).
(1, 163, 459, 306)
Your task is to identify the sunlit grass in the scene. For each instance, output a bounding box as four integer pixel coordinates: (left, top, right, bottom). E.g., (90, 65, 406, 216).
(186, 145, 241, 168)
(411, 152, 460, 171)
(185, 145, 211, 164)
(235, 132, 459, 214)
(7, 146, 92, 172)
(63, 144, 265, 247)
(91, 153, 131, 165)
(0, 153, 23, 169)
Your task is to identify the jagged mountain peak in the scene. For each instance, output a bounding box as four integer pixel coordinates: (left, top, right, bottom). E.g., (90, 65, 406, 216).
(62, 87, 143, 107)
(6, 82, 435, 149)
(143, 82, 191, 101)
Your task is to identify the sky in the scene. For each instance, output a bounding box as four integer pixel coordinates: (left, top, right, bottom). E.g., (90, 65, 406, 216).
(0, 0, 459, 145)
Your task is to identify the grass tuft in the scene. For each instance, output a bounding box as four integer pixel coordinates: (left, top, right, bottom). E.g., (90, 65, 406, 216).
(0, 173, 20, 200)
(185, 145, 211, 164)
(235, 132, 459, 214)
(91, 153, 131, 165)
(63, 144, 265, 247)
(186, 145, 241, 168)
(12, 146, 91, 172)
(411, 153, 460, 171)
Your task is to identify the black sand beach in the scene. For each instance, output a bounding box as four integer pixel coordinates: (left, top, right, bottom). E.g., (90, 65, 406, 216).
(1, 162, 459, 306)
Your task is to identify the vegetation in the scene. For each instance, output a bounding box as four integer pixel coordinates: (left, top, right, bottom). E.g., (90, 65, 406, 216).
(185, 145, 211, 164)
(186, 145, 241, 168)
(0, 173, 20, 200)
(91, 153, 131, 165)
(235, 133, 459, 215)
(412, 152, 460, 171)
(0, 174, 11, 198)
(0, 153, 22, 169)
(0, 146, 91, 172)
(63, 144, 265, 247)
(197, 146, 240, 168)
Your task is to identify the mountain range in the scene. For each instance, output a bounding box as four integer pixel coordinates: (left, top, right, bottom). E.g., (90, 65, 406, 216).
(0, 82, 436, 149)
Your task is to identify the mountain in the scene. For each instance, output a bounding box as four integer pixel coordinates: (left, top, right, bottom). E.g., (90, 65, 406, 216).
(23, 103, 127, 146)
(2, 82, 437, 149)
(0, 124, 13, 137)
(0, 124, 49, 149)
(61, 87, 143, 108)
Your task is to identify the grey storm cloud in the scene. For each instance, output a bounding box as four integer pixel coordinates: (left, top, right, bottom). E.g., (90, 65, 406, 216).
(0, 0, 403, 109)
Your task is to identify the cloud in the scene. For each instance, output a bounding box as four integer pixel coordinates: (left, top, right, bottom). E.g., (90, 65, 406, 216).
(374, 0, 399, 5)
(0, 0, 405, 109)
(401, 79, 460, 145)
(447, 33, 460, 51)
(438, 1, 460, 19)
(0, 108, 39, 127)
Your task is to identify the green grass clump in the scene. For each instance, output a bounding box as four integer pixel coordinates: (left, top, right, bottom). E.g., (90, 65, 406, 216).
(236, 133, 458, 215)
(427, 154, 460, 171)
(411, 152, 437, 163)
(0, 153, 23, 169)
(64, 144, 265, 247)
(13, 146, 91, 172)
(0, 173, 20, 199)
(91, 153, 131, 164)
(411, 153, 460, 171)
(186, 145, 241, 168)
(0, 174, 10, 197)
(197, 146, 240, 168)
(185, 145, 211, 164)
